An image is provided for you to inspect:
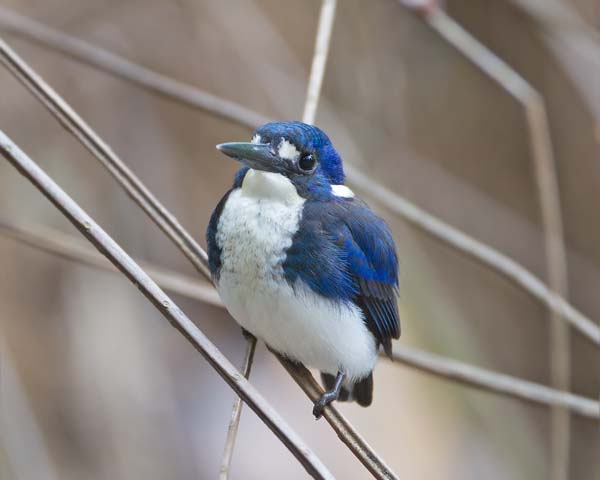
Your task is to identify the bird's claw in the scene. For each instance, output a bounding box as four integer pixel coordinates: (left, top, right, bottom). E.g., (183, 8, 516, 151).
(312, 392, 335, 419)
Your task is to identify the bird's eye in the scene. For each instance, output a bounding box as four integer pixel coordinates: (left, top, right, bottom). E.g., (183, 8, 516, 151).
(298, 153, 317, 172)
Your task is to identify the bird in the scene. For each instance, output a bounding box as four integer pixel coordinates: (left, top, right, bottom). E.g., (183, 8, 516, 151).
(207, 121, 400, 418)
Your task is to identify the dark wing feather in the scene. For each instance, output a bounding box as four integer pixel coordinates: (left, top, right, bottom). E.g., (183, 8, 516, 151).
(285, 198, 400, 357)
(333, 205, 400, 357)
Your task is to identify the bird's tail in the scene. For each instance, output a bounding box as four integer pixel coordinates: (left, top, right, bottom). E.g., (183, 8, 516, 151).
(320, 372, 373, 407)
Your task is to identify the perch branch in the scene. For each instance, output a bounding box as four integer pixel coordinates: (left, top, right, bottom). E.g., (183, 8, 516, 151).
(278, 356, 400, 480)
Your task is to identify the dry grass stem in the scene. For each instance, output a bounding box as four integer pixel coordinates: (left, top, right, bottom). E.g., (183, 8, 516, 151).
(390, 346, 598, 418)
(219, 336, 257, 480)
(302, 0, 337, 125)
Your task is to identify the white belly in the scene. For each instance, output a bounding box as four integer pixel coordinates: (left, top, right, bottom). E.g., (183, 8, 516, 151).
(215, 171, 377, 380)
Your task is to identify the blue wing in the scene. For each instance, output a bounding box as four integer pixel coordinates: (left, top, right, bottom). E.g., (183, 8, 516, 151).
(283, 197, 400, 357)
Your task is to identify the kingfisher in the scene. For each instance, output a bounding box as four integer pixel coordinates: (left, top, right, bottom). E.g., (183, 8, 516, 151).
(207, 121, 400, 418)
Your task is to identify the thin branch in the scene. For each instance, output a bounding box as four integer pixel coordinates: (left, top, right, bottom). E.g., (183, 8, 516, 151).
(1, 12, 596, 346)
(390, 346, 598, 418)
(2, 219, 597, 419)
(302, 0, 337, 124)
(0, 132, 333, 480)
(0, 219, 222, 307)
(277, 356, 400, 480)
(219, 336, 256, 480)
(528, 101, 570, 480)
(411, 8, 572, 478)
(0, 7, 270, 129)
(0, 37, 212, 280)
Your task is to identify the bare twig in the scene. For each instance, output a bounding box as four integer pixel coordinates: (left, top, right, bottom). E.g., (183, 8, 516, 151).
(0, 220, 222, 307)
(278, 357, 400, 480)
(412, 8, 572, 478)
(302, 0, 337, 124)
(0, 7, 270, 129)
(2, 219, 597, 419)
(219, 336, 256, 480)
(0, 132, 333, 480)
(390, 346, 598, 418)
(0, 37, 212, 280)
(1, 13, 595, 347)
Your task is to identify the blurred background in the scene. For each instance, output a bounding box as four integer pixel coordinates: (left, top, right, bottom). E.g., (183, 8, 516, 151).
(0, 0, 599, 479)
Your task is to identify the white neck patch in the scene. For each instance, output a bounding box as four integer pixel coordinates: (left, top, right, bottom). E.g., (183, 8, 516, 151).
(331, 184, 355, 198)
(277, 138, 300, 161)
(241, 170, 303, 205)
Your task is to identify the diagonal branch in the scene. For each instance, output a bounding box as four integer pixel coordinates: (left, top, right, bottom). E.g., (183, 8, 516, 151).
(0, 219, 222, 307)
(0, 6, 270, 129)
(0, 131, 334, 480)
(390, 346, 598, 418)
(0, 12, 596, 346)
(1, 219, 597, 419)
(0, 36, 212, 280)
(277, 356, 399, 480)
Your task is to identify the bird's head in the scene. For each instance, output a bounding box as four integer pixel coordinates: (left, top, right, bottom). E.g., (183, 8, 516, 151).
(217, 121, 344, 197)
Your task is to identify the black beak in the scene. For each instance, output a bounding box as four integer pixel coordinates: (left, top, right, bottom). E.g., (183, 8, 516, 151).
(216, 142, 286, 174)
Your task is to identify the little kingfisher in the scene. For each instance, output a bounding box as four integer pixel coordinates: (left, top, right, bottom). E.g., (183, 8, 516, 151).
(207, 121, 400, 418)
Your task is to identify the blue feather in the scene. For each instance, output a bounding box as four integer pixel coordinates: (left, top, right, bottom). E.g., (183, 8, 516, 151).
(283, 197, 400, 356)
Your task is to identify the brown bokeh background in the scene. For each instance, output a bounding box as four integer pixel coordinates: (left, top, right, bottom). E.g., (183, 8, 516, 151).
(0, 1, 598, 479)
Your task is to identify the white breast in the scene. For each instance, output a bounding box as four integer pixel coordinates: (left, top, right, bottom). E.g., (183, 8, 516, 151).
(215, 170, 377, 380)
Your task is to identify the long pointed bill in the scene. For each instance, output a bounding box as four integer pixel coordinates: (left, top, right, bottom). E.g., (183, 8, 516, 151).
(216, 142, 286, 174)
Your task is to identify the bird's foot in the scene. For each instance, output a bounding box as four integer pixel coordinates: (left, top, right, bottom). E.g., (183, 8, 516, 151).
(312, 371, 346, 420)
(312, 391, 337, 419)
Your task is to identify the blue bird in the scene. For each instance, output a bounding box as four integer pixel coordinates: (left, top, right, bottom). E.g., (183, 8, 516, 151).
(207, 121, 400, 418)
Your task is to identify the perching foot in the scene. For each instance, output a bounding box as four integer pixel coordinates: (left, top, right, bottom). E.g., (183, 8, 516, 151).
(313, 371, 345, 419)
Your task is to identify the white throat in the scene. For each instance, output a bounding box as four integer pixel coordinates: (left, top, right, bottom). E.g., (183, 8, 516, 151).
(241, 169, 303, 205)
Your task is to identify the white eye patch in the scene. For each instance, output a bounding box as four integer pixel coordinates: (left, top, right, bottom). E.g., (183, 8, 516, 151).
(331, 185, 355, 198)
(251, 134, 262, 145)
(277, 138, 300, 161)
